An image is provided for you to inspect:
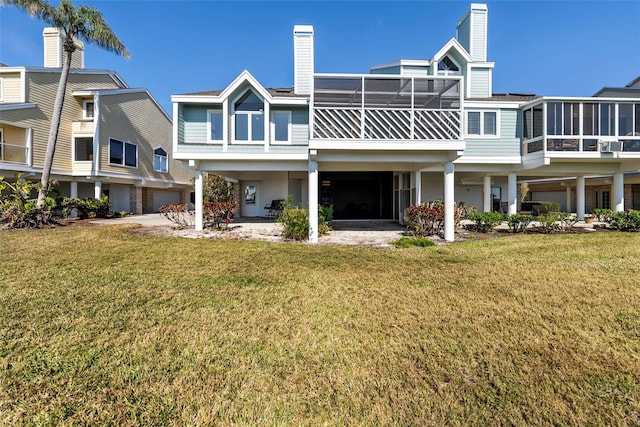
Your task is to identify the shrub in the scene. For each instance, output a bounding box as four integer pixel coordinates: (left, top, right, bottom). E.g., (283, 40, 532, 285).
(467, 212, 503, 233)
(160, 204, 193, 228)
(607, 210, 640, 231)
(61, 196, 111, 219)
(278, 198, 309, 240)
(405, 201, 471, 237)
(203, 200, 237, 229)
(557, 212, 577, 230)
(0, 174, 55, 229)
(537, 213, 560, 233)
(507, 213, 532, 233)
(592, 208, 613, 223)
(521, 201, 561, 215)
(392, 236, 435, 248)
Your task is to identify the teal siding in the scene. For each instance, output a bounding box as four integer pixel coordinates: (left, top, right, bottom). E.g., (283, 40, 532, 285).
(471, 11, 487, 61)
(291, 108, 309, 145)
(177, 104, 184, 143)
(462, 109, 521, 158)
(183, 105, 208, 143)
(470, 68, 490, 98)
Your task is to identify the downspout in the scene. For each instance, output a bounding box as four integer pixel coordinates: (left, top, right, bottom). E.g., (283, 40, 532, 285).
(93, 92, 100, 176)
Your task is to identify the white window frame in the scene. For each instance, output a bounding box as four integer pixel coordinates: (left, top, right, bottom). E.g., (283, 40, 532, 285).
(465, 110, 500, 138)
(271, 111, 292, 144)
(0, 128, 4, 160)
(206, 109, 225, 143)
(437, 55, 462, 77)
(108, 137, 138, 168)
(82, 99, 94, 120)
(73, 135, 94, 162)
(231, 90, 265, 145)
(153, 147, 168, 173)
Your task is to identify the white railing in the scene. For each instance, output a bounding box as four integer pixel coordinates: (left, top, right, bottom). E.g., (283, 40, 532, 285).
(0, 143, 29, 164)
(313, 107, 461, 141)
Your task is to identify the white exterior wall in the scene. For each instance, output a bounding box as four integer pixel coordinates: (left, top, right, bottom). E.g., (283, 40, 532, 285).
(471, 8, 488, 62)
(470, 68, 491, 98)
(419, 173, 484, 208)
(294, 26, 314, 96)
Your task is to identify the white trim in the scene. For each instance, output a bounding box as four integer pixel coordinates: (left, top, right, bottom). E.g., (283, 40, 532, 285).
(71, 134, 94, 162)
(432, 38, 472, 64)
(82, 99, 94, 120)
(108, 137, 138, 169)
(153, 146, 169, 173)
(230, 88, 266, 145)
(465, 109, 500, 138)
(0, 103, 37, 111)
(271, 110, 292, 145)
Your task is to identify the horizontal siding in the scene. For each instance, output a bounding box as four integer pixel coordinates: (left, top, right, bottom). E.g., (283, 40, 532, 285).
(370, 66, 401, 75)
(291, 108, 309, 145)
(462, 109, 521, 158)
(177, 104, 184, 142)
(1, 73, 23, 103)
(99, 92, 191, 184)
(183, 105, 208, 143)
(457, 15, 471, 54)
(401, 66, 429, 76)
(294, 36, 313, 94)
(470, 68, 491, 98)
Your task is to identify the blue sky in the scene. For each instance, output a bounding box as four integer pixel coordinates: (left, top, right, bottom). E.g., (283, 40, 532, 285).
(1, 1, 639, 113)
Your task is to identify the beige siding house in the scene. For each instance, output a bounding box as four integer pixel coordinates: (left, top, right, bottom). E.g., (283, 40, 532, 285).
(0, 28, 191, 213)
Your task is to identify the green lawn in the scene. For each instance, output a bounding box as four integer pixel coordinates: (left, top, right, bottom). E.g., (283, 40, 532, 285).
(1, 225, 639, 425)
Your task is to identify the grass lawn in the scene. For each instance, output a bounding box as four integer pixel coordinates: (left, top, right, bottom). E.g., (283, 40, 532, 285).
(1, 225, 639, 425)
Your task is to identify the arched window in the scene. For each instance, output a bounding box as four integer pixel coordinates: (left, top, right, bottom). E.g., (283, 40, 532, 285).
(234, 91, 264, 142)
(437, 56, 461, 76)
(153, 147, 168, 172)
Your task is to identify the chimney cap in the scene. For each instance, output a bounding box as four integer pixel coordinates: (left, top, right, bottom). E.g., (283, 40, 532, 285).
(293, 25, 314, 35)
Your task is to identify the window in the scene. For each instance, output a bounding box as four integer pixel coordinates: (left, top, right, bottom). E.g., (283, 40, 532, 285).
(234, 91, 264, 142)
(437, 56, 461, 76)
(74, 137, 93, 161)
(83, 100, 94, 120)
(600, 103, 615, 136)
(208, 110, 223, 141)
(109, 138, 137, 168)
(273, 111, 291, 142)
(466, 111, 498, 136)
(153, 147, 168, 172)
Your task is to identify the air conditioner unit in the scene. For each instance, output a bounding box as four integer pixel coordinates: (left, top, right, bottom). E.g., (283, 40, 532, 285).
(599, 140, 623, 152)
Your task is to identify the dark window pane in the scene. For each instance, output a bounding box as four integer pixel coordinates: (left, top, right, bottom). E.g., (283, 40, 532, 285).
(619, 104, 633, 136)
(234, 91, 263, 111)
(210, 111, 223, 140)
(274, 112, 289, 141)
(75, 137, 93, 161)
(124, 143, 137, 167)
(109, 139, 123, 164)
(468, 112, 480, 135)
(484, 112, 496, 135)
(235, 114, 248, 140)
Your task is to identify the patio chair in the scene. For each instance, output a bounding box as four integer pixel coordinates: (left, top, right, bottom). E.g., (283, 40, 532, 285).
(264, 199, 284, 219)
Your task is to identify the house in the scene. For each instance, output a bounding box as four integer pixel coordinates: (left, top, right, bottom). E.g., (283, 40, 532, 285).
(171, 3, 640, 242)
(0, 28, 191, 213)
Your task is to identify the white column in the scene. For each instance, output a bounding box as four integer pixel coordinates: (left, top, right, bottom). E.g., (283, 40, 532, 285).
(444, 162, 455, 242)
(613, 172, 624, 212)
(565, 186, 572, 213)
(483, 175, 492, 212)
(94, 181, 102, 199)
(308, 158, 319, 243)
(69, 181, 78, 218)
(415, 170, 422, 205)
(194, 169, 203, 231)
(576, 175, 585, 220)
(507, 172, 517, 214)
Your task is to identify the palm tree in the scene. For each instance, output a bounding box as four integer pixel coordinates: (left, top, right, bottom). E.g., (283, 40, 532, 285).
(2, 0, 129, 207)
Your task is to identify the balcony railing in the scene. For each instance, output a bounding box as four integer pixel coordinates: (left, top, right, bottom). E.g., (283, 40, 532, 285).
(0, 142, 29, 164)
(312, 75, 463, 141)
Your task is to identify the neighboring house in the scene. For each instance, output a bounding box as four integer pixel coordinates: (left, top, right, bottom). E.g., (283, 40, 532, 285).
(172, 3, 640, 242)
(0, 28, 191, 214)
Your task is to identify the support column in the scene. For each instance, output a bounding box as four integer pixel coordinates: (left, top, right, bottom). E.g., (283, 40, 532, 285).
(94, 181, 102, 199)
(308, 157, 319, 243)
(565, 185, 572, 213)
(444, 162, 455, 242)
(613, 172, 624, 212)
(483, 175, 492, 212)
(415, 170, 422, 205)
(507, 172, 517, 215)
(69, 181, 78, 218)
(194, 169, 203, 231)
(576, 175, 585, 220)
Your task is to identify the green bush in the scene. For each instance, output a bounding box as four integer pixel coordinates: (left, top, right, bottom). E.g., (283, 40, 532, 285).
(61, 196, 111, 219)
(507, 213, 532, 233)
(467, 212, 503, 233)
(592, 208, 613, 223)
(278, 198, 309, 240)
(607, 210, 640, 231)
(0, 174, 55, 229)
(537, 213, 560, 233)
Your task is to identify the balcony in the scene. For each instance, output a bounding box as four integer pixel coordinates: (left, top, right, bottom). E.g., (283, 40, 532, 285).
(522, 99, 640, 156)
(311, 75, 462, 144)
(0, 142, 30, 165)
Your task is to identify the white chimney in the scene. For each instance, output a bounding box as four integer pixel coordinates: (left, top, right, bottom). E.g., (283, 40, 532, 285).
(293, 25, 314, 95)
(456, 3, 488, 62)
(43, 27, 85, 68)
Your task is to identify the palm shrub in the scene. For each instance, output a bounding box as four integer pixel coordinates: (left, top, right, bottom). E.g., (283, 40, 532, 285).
(0, 175, 56, 229)
(467, 212, 503, 233)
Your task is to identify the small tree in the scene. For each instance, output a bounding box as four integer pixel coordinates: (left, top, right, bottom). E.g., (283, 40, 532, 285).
(203, 173, 234, 202)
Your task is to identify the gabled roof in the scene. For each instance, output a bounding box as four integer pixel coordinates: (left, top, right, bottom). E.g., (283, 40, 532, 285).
(432, 38, 472, 64)
(171, 70, 307, 105)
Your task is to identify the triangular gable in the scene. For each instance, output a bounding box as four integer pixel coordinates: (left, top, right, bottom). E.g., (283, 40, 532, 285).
(432, 38, 472, 64)
(218, 70, 272, 103)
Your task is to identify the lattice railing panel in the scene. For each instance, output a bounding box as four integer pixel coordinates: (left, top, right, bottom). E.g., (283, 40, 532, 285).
(364, 109, 411, 139)
(413, 110, 461, 140)
(313, 108, 361, 139)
